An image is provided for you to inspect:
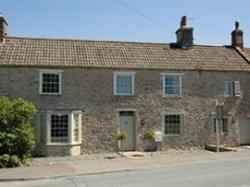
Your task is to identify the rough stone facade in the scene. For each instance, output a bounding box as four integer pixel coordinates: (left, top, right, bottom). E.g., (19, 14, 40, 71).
(1, 67, 250, 156)
(34, 144, 81, 157)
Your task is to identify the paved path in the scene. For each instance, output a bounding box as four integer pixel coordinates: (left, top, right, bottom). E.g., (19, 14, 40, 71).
(0, 148, 250, 182)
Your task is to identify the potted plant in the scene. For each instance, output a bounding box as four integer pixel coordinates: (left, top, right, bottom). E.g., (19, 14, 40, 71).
(142, 129, 157, 153)
(116, 132, 127, 157)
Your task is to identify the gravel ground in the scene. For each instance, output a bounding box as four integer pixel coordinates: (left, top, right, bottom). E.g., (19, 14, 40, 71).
(28, 146, 250, 166)
(28, 152, 122, 166)
(28, 148, 212, 166)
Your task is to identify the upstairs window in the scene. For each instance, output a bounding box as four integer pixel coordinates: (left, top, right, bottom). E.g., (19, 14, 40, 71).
(114, 72, 135, 96)
(163, 74, 182, 96)
(39, 70, 63, 95)
(225, 80, 240, 97)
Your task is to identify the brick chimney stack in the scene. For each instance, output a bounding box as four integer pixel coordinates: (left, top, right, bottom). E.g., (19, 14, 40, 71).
(231, 21, 243, 50)
(176, 16, 193, 49)
(0, 13, 8, 44)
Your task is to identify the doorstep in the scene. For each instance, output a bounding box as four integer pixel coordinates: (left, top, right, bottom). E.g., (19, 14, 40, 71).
(119, 151, 146, 159)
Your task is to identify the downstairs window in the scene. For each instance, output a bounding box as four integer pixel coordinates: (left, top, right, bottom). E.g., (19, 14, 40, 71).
(39, 111, 82, 144)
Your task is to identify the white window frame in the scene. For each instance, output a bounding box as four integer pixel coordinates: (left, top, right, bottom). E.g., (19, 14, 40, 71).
(39, 110, 82, 145)
(39, 69, 63, 95)
(162, 73, 183, 97)
(113, 72, 135, 96)
(224, 80, 241, 97)
(162, 112, 184, 136)
(234, 81, 241, 97)
(71, 112, 82, 144)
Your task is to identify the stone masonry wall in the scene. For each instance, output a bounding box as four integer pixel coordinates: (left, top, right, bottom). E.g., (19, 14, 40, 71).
(1, 67, 250, 154)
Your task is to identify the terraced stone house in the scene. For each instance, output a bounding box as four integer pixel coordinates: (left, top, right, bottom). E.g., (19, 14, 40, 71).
(1, 15, 250, 156)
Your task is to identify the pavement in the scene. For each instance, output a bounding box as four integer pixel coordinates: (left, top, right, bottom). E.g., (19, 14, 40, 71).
(1, 147, 250, 182)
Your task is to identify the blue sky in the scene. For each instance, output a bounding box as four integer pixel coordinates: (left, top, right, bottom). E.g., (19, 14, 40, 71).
(1, 0, 250, 47)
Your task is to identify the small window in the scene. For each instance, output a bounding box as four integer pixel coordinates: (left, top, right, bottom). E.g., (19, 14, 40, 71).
(163, 74, 182, 96)
(39, 70, 62, 95)
(114, 72, 134, 96)
(225, 81, 240, 97)
(164, 114, 182, 135)
(214, 118, 228, 133)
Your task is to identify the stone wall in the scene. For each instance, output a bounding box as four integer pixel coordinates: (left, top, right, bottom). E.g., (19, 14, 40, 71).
(1, 67, 250, 155)
(34, 144, 81, 157)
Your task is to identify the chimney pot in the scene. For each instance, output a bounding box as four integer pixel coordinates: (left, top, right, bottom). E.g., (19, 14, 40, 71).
(180, 16, 188, 27)
(235, 21, 240, 30)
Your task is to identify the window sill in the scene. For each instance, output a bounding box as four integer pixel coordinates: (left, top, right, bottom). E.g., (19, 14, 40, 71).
(163, 95, 182, 97)
(214, 132, 228, 136)
(114, 94, 134, 97)
(224, 95, 241, 98)
(39, 93, 62, 96)
(46, 142, 81, 146)
(164, 134, 181, 137)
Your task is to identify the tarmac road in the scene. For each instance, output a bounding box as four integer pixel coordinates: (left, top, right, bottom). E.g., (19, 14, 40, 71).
(2, 156, 250, 187)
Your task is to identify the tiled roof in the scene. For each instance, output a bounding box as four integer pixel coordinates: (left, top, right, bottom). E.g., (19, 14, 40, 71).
(243, 48, 250, 61)
(0, 36, 250, 71)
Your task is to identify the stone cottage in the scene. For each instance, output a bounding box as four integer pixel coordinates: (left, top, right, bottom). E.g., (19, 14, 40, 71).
(1, 15, 250, 156)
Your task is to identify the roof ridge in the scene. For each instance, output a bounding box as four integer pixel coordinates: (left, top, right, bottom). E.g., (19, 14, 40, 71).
(6, 36, 232, 48)
(6, 36, 170, 45)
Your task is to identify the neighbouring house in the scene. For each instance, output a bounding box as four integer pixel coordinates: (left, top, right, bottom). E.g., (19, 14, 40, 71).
(1, 15, 250, 156)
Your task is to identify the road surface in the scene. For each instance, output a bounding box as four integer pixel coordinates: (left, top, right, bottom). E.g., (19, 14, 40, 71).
(1, 156, 250, 187)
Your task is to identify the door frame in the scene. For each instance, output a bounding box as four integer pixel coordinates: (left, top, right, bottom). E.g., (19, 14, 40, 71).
(116, 109, 137, 151)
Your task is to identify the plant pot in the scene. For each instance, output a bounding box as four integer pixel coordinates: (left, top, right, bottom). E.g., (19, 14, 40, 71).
(144, 141, 157, 152)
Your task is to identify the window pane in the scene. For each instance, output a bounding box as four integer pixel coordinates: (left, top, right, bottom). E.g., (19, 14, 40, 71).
(116, 75, 133, 95)
(165, 75, 180, 95)
(225, 81, 233, 96)
(165, 115, 181, 134)
(51, 114, 68, 143)
(42, 73, 60, 94)
(234, 81, 240, 96)
(222, 118, 228, 133)
(73, 113, 80, 142)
